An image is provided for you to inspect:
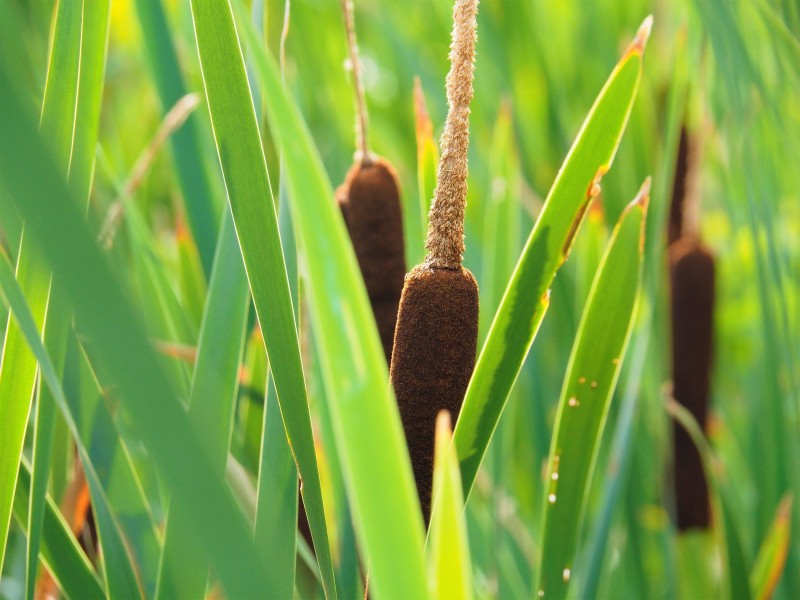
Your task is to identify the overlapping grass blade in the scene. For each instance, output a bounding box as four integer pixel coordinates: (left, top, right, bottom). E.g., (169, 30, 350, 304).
(0, 0, 82, 573)
(536, 181, 649, 600)
(453, 17, 651, 501)
(67, 332, 162, 597)
(256, 373, 298, 597)
(133, 0, 219, 275)
(668, 400, 752, 600)
(0, 249, 142, 599)
(13, 460, 104, 600)
(156, 210, 249, 599)
(0, 67, 273, 599)
(25, 3, 111, 593)
(751, 495, 793, 600)
(427, 412, 473, 600)
(234, 5, 429, 598)
(189, 0, 339, 596)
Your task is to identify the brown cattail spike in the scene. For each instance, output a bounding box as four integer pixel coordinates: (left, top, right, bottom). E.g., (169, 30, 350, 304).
(670, 238, 715, 530)
(391, 0, 480, 526)
(336, 160, 406, 361)
(424, 0, 478, 269)
(391, 265, 478, 522)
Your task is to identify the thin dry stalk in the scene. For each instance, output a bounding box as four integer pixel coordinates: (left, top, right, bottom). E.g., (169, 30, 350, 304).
(340, 0, 371, 165)
(98, 93, 200, 248)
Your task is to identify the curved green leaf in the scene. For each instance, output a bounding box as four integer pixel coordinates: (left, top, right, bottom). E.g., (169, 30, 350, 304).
(536, 181, 649, 600)
(453, 17, 652, 501)
(188, 1, 340, 597)
(234, 5, 430, 599)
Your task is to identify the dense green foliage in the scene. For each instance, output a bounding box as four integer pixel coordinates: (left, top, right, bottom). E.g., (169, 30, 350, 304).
(0, 0, 798, 599)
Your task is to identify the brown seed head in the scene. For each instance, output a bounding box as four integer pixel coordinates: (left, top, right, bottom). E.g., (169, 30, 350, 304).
(425, 0, 478, 269)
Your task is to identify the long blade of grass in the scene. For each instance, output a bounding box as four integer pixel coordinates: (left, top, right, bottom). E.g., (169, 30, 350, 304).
(0, 67, 273, 599)
(536, 180, 649, 600)
(751, 495, 793, 600)
(26, 4, 112, 595)
(427, 412, 473, 600)
(0, 248, 142, 599)
(234, 6, 429, 598)
(67, 331, 162, 598)
(156, 210, 249, 599)
(0, 0, 82, 573)
(453, 17, 651, 501)
(133, 0, 219, 275)
(188, 1, 339, 597)
(13, 460, 104, 600)
(256, 372, 299, 597)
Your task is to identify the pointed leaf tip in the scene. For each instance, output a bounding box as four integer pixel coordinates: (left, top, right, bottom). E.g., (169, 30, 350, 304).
(626, 15, 653, 57)
(634, 176, 651, 209)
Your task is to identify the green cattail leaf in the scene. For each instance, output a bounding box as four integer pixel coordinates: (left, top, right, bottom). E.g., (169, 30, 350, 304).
(234, 4, 430, 599)
(0, 248, 143, 600)
(26, 4, 112, 596)
(536, 181, 649, 600)
(0, 66, 273, 600)
(427, 412, 473, 600)
(0, 0, 82, 574)
(156, 211, 249, 600)
(453, 18, 650, 502)
(133, 0, 219, 276)
(667, 400, 752, 600)
(13, 460, 104, 600)
(188, 1, 339, 597)
(751, 495, 793, 600)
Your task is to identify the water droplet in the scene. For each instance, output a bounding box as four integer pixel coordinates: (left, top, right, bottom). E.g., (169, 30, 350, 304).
(548, 493, 557, 503)
(343, 57, 354, 71)
(578, 377, 586, 385)
(537, 590, 545, 598)
(563, 568, 571, 582)
(590, 381, 598, 389)
(551, 472, 559, 481)
(568, 397, 579, 407)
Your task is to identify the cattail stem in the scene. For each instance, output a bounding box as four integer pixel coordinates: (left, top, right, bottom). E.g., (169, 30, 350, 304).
(340, 0, 371, 166)
(425, 0, 478, 269)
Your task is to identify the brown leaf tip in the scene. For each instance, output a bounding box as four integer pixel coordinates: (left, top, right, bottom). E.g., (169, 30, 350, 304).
(626, 15, 653, 57)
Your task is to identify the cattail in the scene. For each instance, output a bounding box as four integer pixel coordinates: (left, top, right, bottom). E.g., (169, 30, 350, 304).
(668, 126, 714, 530)
(335, 0, 406, 363)
(390, 0, 480, 525)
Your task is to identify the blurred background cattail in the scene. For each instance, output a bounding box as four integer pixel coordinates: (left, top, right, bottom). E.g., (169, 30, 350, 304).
(334, 0, 406, 363)
(668, 123, 715, 530)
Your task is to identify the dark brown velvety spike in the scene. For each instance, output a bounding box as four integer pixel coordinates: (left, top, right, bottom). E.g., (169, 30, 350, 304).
(336, 159, 406, 362)
(390, 265, 479, 525)
(670, 238, 715, 530)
